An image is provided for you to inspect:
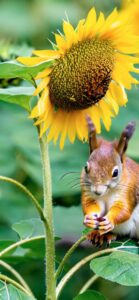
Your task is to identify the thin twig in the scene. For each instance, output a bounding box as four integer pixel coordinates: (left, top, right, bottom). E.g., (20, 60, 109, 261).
(55, 235, 86, 279)
(79, 274, 99, 294)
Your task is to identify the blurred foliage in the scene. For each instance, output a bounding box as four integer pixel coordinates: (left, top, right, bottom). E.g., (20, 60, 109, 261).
(73, 290, 107, 299)
(0, 0, 121, 48)
(0, 0, 139, 299)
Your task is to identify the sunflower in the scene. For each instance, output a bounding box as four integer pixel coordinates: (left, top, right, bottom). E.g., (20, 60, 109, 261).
(121, 0, 139, 36)
(17, 7, 139, 149)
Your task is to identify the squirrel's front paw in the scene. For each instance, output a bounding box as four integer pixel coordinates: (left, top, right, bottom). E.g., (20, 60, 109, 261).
(98, 216, 114, 234)
(83, 213, 99, 229)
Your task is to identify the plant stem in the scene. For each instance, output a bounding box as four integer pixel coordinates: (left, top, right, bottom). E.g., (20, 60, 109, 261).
(56, 248, 118, 298)
(0, 235, 44, 257)
(0, 274, 32, 296)
(55, 235, 86, 279)
(0, 176, 47, 226)
(0, 260, 34, 297)
(79, 274, 99, 294)
(39, 135, 56, 300)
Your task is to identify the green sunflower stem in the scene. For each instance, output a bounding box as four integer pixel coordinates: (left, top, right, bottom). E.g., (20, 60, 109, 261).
(39, 135, 56, 300)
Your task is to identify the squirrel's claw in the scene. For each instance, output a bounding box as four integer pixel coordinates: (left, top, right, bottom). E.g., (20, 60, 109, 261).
(87, 230, 117, 247)
(87, 230, 100, 245)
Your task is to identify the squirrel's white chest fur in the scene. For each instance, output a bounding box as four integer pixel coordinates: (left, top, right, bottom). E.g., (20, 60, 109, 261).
(112, 205, 139, 239)
(97, 189, 139, 239)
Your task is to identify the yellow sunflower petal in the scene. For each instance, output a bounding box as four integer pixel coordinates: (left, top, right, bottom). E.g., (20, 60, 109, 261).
(39, 98, 53, 124)
(55, 34, 67, 53)
(86, 105, 101, 133)
(83, 7, 97, 38)
(44, 100, 62, 137)
(98, 100, 113, 131)
(59, 113, 70, 149)
(30, 105, 39, 118)
(114, 37, 139, 53)
(105, 91, 119, 115)
(33, 78, 49, 96)
(48, 110, 64, 145)
(37, 94, 50, 116)
(63, 21, 77, 49)
(75, 112, 88, 141)
(35, 68, 52, 80)
(105, 7, 118, 26)
(95, 12, 105, 32)
(40, 106, 54, 137)
(17, 57, 46, 66)
(49, 127, 60, 145)
(115, 52, 139, 73)
(76, 19, 85, 41)
(30, 91, 49, 119)
(32, 49, 60, 59)
(67, 113, 76, 143)
(113, 62, 139, 89)
(99, 8, 118, 37)
(40, 123, 47, 138)
(109, 82, 128, 106)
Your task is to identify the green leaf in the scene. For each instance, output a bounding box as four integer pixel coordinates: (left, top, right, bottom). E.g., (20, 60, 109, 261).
(12, 218, 44, 239)
(73, 290, 107, 300)
(0, 240, 15, 252)
(20, 238, 45, 260)
(10, 219, 60, 260)
(0, 61, 52, 83)
(0, 281, 35, 299)
(90, 251, 139, 286)
(109, 238, 139, 255)
(0, 87, 34, 111)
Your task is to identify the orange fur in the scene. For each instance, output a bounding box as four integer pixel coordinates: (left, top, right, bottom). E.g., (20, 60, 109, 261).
(82, 195, 102, 216)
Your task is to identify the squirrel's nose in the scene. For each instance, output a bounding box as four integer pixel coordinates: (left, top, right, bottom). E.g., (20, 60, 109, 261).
(94, 191, 102, 196)
(91, 185, 107, 196)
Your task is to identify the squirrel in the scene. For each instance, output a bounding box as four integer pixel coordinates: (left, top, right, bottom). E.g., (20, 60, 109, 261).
(81, 115, 139, 246)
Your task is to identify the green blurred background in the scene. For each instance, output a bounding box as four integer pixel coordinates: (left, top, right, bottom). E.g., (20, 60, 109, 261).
(0, 0, 139, 299)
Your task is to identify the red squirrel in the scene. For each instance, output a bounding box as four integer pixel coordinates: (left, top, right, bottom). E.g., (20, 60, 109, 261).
(81, 116, 139, 246)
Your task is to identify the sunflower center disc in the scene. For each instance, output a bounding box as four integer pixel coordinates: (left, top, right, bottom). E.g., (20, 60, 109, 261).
(49, 38, 115, 111)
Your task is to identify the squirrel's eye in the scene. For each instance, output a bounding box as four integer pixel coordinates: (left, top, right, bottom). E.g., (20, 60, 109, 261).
(112, 166, 119, 178)
(84, 162, 90, 174)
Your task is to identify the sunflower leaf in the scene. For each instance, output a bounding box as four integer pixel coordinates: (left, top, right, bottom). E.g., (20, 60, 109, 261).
(0, 60, 52, 84)
(90, 251, 139, 286)
(12, 218, 45, 239)
(12, 218, 60, 241)
(0, 87, 34, 111)
(0, 281, 36, 299)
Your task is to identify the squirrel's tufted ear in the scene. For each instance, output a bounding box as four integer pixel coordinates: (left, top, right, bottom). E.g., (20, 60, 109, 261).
(117, 121, 136, 160)
(86, 115, 98, 154)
